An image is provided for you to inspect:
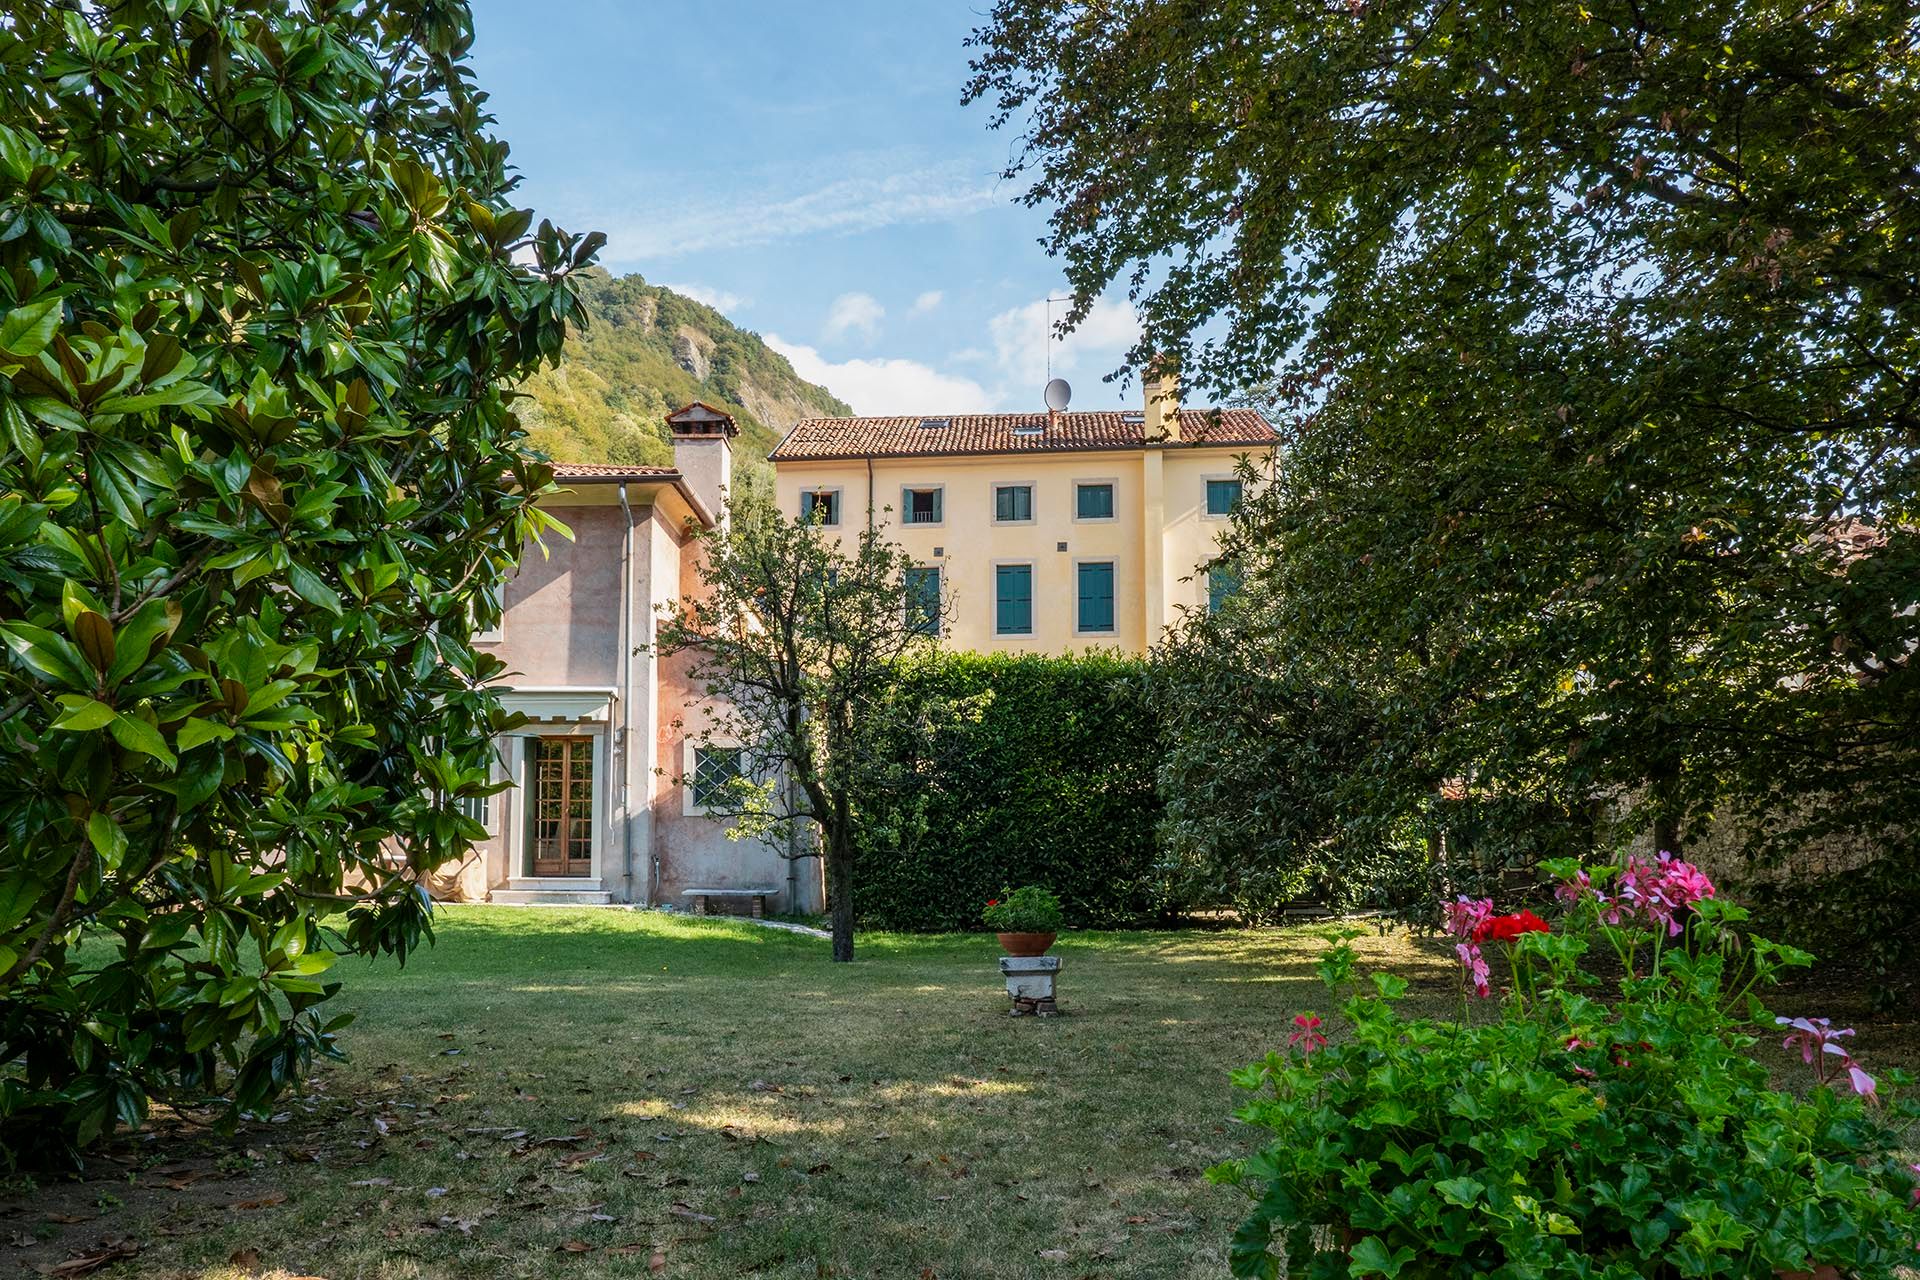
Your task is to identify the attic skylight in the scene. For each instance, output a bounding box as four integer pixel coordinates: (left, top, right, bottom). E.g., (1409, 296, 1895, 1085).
(1011, 423, 1045, 437)
(1119, 410, 1146, 424)
(919, 417, 951, 430)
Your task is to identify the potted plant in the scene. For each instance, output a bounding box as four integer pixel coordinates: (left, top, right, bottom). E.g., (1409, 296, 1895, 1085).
(983, 886, 1063, 956)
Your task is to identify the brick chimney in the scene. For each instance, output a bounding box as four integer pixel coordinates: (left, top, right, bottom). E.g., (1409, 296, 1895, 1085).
(1143, 359, 1181, 442)
(665, 402, 737, 530)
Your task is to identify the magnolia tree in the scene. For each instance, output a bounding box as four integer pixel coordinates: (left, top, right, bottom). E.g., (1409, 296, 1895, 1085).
(656, 496, 946, 962)
(0, 0, 599, 1159)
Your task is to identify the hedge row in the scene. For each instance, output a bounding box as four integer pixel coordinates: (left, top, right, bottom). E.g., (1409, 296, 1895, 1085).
(852, 651, 1166, 931)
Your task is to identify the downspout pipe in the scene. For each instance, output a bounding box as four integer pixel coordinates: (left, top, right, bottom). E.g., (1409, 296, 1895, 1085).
(617, 483, 635, 904)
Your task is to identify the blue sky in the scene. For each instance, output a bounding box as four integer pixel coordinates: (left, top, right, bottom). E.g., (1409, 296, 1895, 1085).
(467, 0, 1144, 415)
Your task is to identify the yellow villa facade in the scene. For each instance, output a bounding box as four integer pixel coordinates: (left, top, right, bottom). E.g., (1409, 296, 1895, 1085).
(769, 379, 1278, 653)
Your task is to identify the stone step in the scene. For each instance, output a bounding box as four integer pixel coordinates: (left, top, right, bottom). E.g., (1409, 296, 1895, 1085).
(489, 882, 615, 906)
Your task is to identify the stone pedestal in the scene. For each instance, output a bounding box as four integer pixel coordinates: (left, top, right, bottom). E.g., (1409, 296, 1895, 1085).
(1000, 954, 1061, 1016)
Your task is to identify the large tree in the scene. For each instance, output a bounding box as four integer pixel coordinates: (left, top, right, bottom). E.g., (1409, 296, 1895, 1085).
(969, 0, 1920, 984)
(0, 0, 599, 1159)
(657, 497, 944, 963)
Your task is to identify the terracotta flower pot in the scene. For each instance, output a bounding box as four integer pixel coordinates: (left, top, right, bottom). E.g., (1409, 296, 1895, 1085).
(997, 931, 1056, 957)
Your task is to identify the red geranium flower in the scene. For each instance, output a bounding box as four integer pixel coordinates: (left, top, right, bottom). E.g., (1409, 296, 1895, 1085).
(987, 899, 998, 907)
(1472, 909, 1550, 944)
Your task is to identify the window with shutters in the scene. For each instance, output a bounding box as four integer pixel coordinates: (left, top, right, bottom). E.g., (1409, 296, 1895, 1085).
(904, 566, 942, 635)
(1205, 477, 1244, 517)
(992, 483, 1034, 524)
(799, 487, 841, 526)
(1208, 563, 1243, 614)
(901, 486, 943, 525)
(1076, 561, 1115, 634)
(994, 563, 1034, 636)
(1074, 481, 1115, 521)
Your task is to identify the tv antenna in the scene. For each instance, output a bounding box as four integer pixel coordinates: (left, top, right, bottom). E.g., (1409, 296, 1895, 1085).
(1044, 293, 1073, 401)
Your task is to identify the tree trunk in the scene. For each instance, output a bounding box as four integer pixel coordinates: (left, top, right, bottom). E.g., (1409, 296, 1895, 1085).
(826, 836, 854, 963)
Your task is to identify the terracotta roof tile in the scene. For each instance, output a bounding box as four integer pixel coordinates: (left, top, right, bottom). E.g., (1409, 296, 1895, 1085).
(769, 408, 1277, 461)
(551, 463, 682, 480)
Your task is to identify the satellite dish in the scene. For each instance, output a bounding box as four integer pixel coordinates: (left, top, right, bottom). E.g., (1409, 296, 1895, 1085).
(1043, 377, 1072, 412)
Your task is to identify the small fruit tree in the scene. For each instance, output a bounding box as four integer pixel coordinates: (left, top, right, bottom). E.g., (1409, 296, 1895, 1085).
(0, 0, 600, 1159)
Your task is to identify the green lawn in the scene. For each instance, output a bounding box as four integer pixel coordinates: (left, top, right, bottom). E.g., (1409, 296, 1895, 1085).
(7, 907, 1909, 1280)
(3, 909, 1458, 1280)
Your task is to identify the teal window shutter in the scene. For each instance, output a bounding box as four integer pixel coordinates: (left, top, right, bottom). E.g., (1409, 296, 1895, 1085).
(1076, 483, 1114, 519)
(995, 484, 1032, 522)
(1208, 564, 1242, 614)
(1206, 478, 1243, 516)
(995, 564, 1033, 635)
(1077, 561, 1115, 633)
(904, 566, 941, 635)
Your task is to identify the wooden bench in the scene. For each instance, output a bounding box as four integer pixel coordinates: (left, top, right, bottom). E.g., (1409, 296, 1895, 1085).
(681, 887, 778, 919)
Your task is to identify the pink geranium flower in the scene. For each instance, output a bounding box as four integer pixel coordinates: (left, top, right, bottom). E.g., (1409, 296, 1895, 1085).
(1444, 896, 1493, 941)
(1288, 1013, 1327, 1056)
(1454, 941, 1491, 998)
(1777, 1015, 1855, 1065)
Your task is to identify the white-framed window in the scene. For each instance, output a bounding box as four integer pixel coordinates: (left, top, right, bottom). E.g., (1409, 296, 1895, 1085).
(1073, 479, 1117, 522)
(1073, 559, 1117, 636)
(993, 560, 1035, 636)
(992, 482, 1035, 525)
(904, 565, 942, 636)
(901, 485, 944, 526)
(684, 740, 746, 817)
(457, 792, 492, 831)
(800, 487, 842, 526)
(1203, 475, 1244, 519)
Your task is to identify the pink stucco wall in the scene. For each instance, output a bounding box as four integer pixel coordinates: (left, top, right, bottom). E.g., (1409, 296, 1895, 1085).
(489, 502, 630, 687)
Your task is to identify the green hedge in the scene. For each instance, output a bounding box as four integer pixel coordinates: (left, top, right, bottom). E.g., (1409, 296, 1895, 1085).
(853, 651, 1166, 931)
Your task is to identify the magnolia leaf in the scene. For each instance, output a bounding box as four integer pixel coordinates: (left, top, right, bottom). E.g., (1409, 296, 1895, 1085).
(86, 809, 128, 867)
(50, 696, 117, 732)
(0, 295, 62, 358)
(108, 712, 177, 768)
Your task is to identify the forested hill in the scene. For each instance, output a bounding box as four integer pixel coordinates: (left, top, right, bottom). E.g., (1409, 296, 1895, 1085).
(516, 269, 851, 475)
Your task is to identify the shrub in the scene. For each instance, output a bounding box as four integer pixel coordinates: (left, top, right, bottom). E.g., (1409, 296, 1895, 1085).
(1211, 855, 1920, 1278)
(0, 1, 597, 1160)
(982, 886, 1064, 934)
(853, 651, 1164, 930)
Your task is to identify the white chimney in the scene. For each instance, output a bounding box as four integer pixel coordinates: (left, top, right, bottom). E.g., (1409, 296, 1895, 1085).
(664, 402, 736, 530)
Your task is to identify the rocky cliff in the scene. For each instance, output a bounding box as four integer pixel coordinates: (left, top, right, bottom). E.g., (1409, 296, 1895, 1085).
(516, 269, 850, 479)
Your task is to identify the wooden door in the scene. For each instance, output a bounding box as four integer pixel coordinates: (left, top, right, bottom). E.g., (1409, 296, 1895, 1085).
(531, 736, 593, 877)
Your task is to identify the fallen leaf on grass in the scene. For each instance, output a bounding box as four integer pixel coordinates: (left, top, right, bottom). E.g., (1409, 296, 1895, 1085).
(1037, 1248, 1070, 1262)
(33, 1239, 138, 1278)
(555, 1240, 592, 1253)
(229, 1192, 287, 1211)
(228, 1247, 261, 1270)
(650, 1253, 666, 1274)
(348, 1177, 393, 1188)
(42, 1214, 93, 1225)
(667, 1202, 715, 1224)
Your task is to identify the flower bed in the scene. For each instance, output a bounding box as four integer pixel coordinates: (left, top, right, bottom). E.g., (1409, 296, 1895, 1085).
(1211, 854, 1920, 1278)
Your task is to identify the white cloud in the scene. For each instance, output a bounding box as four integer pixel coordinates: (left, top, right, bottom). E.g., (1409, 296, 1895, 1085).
(910, 290, 944, 315)
(768, 335, 994, 416)
(823, 292, 885, 342)
(662, 282, 745, 313)
(986, 295, 1141, 403)
(583, 162, 999, 261)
